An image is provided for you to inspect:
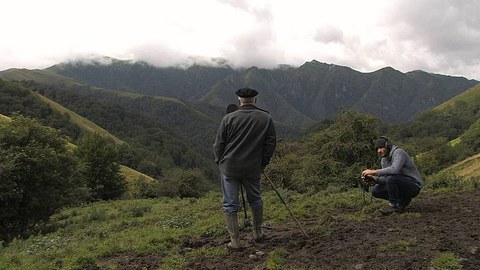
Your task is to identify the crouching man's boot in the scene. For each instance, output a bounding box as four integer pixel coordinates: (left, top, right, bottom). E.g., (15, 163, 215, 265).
(224, 212, 241, 248)
(251, 205, 265, 241)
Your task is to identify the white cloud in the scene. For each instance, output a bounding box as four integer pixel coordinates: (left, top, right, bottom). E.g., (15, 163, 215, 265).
(1, 0, 479, 80)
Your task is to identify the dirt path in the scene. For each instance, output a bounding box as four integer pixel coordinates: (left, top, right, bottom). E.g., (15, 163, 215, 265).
(185, 189, 480, 270)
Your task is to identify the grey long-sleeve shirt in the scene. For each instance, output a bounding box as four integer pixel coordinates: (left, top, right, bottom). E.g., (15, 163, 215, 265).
(377, 145, 424, 188)
(213, 104, 276, 178)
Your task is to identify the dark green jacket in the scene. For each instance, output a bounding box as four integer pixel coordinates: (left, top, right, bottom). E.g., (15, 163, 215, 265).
(213, 104, 276, 178)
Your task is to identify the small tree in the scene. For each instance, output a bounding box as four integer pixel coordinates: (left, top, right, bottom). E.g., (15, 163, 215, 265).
(75, 133, 126, 200)
(0, 116, 78, 242)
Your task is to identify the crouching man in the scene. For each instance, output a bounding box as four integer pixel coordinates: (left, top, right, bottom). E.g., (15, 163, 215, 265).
(362, 136, 424, 215)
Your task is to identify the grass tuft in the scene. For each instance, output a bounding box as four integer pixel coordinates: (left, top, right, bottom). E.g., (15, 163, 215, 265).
(266, 247, 289, 270)
(379, 239, 415, 252)
(430, 251, 463, 270)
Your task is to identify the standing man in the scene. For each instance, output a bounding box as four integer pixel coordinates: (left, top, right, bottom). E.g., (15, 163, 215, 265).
(362, 136, 424, 215)
(213, 87, 277, 248)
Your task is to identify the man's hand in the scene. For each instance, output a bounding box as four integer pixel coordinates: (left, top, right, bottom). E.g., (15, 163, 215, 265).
(362, 169, 377, 177)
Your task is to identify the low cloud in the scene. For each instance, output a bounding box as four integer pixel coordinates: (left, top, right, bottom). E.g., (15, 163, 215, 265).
(1, 0, 479, 80)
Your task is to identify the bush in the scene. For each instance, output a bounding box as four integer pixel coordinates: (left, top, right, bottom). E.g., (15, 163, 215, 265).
(158, 168, 210, 198)
(130, 176, 162, 199)
(425, 172, 465, 190)
(268, 110, 381, 192)
(0, 116, 79, 242)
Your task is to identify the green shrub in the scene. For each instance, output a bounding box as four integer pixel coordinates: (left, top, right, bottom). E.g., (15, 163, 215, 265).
(130, 176, 162, 199)
(267, 110, 381, 192)
(127, 204, 152, 218)
(158, 168, 210, 198)
(430, 251, 462, 270)
(85, 208, 108, 222)
(426, 172, 464, 190)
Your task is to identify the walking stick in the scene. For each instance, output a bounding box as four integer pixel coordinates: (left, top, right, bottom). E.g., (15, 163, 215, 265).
(263, 173, 309, 238)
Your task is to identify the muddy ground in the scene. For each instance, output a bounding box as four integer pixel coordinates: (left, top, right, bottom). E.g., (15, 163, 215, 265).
(103, 188, 479, 269)
(185, 189, 480, 270)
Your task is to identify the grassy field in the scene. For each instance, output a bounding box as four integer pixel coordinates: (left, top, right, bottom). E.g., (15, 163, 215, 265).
(1, 175, 477, 270)
(0, 186, 373, 270)
(0, 192, 226, 270)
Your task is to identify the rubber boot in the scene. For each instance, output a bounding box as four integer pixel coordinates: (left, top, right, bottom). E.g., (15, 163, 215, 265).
(251, 205, 265, 241)
(224, 212, 241, 248)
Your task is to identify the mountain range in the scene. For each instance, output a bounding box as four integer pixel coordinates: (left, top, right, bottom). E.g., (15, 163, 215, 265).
(42, 58, 479, 126)
(1, 57, 479, 181)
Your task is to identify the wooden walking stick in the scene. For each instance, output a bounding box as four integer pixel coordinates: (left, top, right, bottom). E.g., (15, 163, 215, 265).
(263, 173, 309, 238)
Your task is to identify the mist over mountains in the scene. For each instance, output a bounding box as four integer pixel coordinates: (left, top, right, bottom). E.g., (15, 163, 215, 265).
(46, 58, 479, 127)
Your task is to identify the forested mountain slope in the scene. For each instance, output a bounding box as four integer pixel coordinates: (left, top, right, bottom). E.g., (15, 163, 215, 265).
(41, 58, 479, 126)
(0, 79, 218, 181)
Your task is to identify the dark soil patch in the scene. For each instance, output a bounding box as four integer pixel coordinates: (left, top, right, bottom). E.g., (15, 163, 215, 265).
(185, 189, 480, 270)
(98, 251, 164, 270)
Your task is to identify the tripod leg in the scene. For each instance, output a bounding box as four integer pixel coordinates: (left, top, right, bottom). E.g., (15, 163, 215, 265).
(240, 185, 251, 226)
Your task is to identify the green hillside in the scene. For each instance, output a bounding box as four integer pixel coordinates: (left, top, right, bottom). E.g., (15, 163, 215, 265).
(430, 86, 480, 177)
(0, 78, 123, 143)
(433, 84, 480, 112)
(32, 91, 124, 144)
(0, 85, 153, 194)
(387, 83, 480, 143)
(443, 153, 480, 178)
(0, 113, 10, 121)
(0, 68, 82, 87)
(0, 78, 217, 182)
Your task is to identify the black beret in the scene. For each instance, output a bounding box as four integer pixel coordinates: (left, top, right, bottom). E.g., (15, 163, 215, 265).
(235, 87, 258, 98)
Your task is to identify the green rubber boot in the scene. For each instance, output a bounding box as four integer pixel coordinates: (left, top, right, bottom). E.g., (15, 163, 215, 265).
(224, 212, 241, 248)
(251, 205, 265, 241)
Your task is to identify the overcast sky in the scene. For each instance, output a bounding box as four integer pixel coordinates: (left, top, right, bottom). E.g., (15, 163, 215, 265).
(1, 0, 479, 80)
